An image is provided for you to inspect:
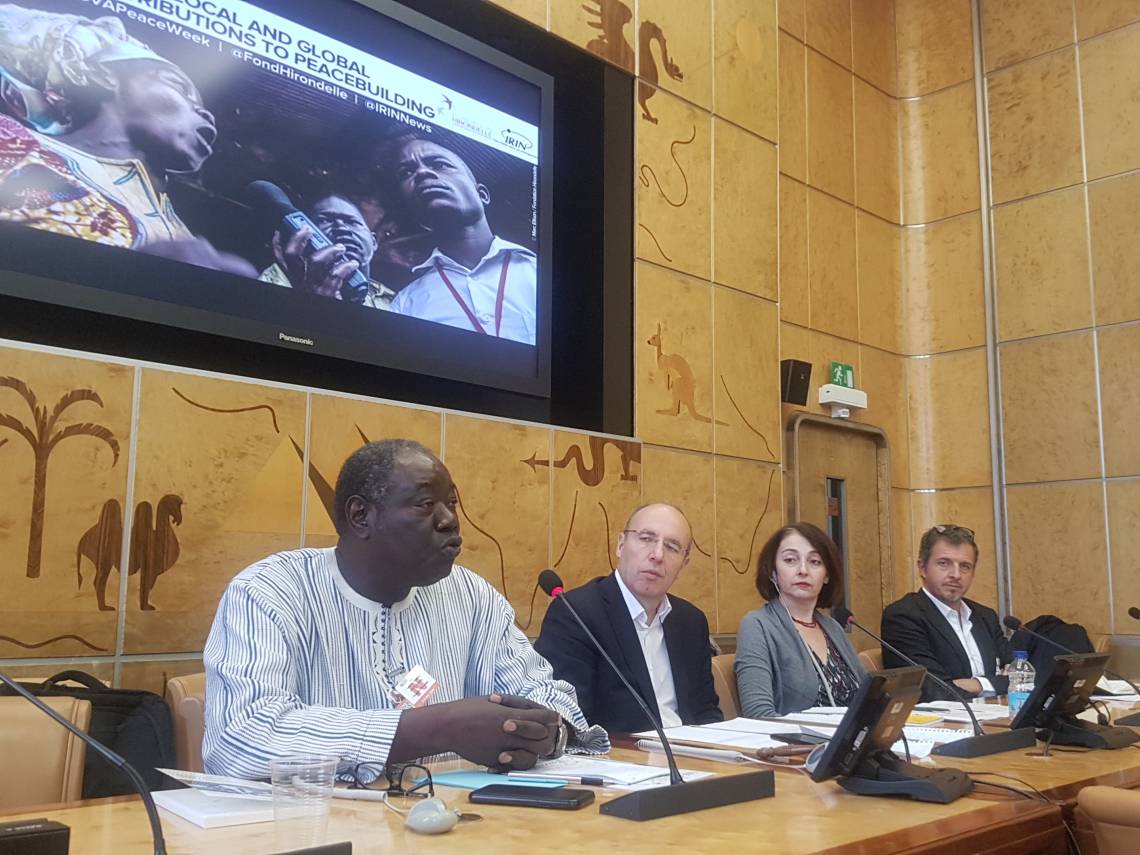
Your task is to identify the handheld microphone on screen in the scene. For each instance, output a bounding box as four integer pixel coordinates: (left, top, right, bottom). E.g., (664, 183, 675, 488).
(1003, 615, 1140, 727)
(537, 570, 775, 820)
(242, 180, 369, 303)
(0, 669, 166, 855)
(833, 607, 1036, 758)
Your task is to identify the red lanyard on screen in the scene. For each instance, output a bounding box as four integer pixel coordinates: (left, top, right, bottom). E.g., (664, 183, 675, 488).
(435, 255, 510, 336)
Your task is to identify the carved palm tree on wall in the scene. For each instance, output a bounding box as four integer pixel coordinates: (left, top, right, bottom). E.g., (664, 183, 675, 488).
(0, 377, 120, 578)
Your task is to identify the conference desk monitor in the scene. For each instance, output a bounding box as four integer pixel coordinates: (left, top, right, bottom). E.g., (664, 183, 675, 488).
(1009, 652, 1140, 750)
(807, 666, 973, 804)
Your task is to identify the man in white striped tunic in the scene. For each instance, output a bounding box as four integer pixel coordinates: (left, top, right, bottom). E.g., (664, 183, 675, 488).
(203, 439, 607, 779)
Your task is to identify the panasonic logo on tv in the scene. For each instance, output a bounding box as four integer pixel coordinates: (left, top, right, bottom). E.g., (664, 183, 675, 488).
(278, 332, 315, 347)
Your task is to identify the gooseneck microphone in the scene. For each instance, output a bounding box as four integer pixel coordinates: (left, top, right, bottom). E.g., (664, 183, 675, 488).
(1128, 606, 1140, 621)
(1003, 615, 1140, 726)
(0, 669, 166, 854)
(833, 608, 1035, 758)
(537, 570, 775, 820)
(243, 180, 369, 302)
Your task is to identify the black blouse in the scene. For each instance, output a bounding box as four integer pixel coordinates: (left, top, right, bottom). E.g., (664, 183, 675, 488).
(810, 632, 861, 706)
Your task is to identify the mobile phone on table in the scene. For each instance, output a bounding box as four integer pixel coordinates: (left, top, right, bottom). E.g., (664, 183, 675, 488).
(469, 784, 595, 810)
(772, 732, 829, 746)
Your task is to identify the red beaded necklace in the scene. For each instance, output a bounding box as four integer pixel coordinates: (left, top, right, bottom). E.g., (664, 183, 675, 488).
(791, 615, 818, 629)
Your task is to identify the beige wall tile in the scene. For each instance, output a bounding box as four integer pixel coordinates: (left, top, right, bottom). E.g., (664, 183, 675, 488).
(125, 371, 307, 653)
(714, 0, 778, 141)
(993, 187, 1093, 342)
(1099, 324, 1140, 477)
(1089, 171, 1140, 325)
(118, 658, 203, 696)
(550, 0, 635, 72)
(780, 0, 806, 40)
(982, 0, 1075, 71)
(854, 80, 901, 222)
(490, 0, 547, 27)
(636, 90, 712, 279)
(2, 662, 114, 684)
(900, 82, 980, 224)
(910, 488, 999, 608)
(0, 349, 132, 658)
(902, 213, 986, 355)
(807, 50, 855, 203)
(713, 121, 778, 299)
(305, 396, 441, 542)
(1080, 25, 1140, 180)
(851, 0, 897, 95)
(857, 213, 904, 353)
(641, 0, 713, 111)
(808, 189, 858, 339)
(891, 489, 916, 598)
(715, 456, 783, 632)
(713, 288, 781, 462)
(895, 0, 974, 96)
(780, 176, 810, 325)
(986, 48, 1084, 205)
(1106, 478, 1140, 631)
(907, 349, 993, 489)
(549, 430, 643, 625)
(999, 333, 1102, 484)
(858, 346, 910, 489)
(639, 445, 717, 623)
(442, 416, 551, 628)
(779, 31, 808, 182)
(1076, 0, 1140, 39)
(635, 262, 716, 451)
(804, 0, 852, 68)
(1007, 482, 1110, 634)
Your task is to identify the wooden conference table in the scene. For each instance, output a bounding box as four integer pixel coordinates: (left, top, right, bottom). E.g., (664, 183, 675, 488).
(1, 745, 1095, 855)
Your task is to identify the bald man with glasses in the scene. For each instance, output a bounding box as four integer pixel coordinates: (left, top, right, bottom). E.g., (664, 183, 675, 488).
(534, 503, 723, 733)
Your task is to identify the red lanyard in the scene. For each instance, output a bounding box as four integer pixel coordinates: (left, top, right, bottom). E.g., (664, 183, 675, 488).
(435, 255, 511, 336)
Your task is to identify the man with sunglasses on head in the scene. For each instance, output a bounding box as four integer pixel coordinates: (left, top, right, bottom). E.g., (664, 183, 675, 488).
(881, 524, 1013, 702)
(535, 503, 723, 733)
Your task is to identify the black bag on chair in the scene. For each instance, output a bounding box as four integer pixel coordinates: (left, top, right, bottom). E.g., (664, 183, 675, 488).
(0, 669, 177, 798)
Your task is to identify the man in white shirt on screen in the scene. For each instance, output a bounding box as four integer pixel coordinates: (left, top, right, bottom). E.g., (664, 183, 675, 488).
(387, 137, 536, 345)
(203, 439, 606, 780)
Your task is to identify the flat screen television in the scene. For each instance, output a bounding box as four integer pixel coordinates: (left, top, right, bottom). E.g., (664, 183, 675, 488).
(0, 0, 556, 397)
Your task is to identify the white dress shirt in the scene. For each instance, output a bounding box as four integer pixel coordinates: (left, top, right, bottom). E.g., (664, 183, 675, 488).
(203, 548, 608, 779)
(921, 587, 996, 696)
(389, 237, 537, 344)
(613, 572, 682, 728)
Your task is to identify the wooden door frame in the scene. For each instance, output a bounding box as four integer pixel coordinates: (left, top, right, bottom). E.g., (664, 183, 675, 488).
(787, 413, 895, 611)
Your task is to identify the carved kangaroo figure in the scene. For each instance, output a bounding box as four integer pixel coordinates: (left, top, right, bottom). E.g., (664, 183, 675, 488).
(647, 323, 718, 423)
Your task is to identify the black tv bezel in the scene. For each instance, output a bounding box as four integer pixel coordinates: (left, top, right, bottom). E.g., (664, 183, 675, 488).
(0, 0, 634, 433)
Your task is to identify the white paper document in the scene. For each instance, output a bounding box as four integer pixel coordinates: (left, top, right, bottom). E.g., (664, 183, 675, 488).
(159, 768, 273, 800)
(152, 788, 276, 829)
(632, 724, 784, 751)
(533, 755, 711, 789)
(915, 701, 1010, 723)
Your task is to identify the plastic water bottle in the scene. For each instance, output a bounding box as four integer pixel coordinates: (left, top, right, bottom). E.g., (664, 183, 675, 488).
(1007, 650, 1035, 716)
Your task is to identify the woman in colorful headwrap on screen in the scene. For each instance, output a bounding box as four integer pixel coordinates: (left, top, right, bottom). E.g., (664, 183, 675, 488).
(0, 3, 252, 273)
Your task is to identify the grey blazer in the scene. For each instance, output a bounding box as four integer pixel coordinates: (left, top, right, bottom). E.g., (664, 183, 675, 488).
(735, 601, 866, 718)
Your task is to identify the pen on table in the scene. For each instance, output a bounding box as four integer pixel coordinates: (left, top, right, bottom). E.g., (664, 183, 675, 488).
(505, 772, 610, 786)
(332, 788, 389, 801)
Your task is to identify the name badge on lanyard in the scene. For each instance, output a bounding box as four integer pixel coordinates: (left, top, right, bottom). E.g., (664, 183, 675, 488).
(391, 665, 439, 709)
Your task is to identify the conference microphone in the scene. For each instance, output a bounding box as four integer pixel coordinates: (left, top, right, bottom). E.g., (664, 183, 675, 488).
(243, 180, 369, 303)
(0, 669, 166, 855)
(832, 608, 1035, 758)
(1129, 606, 1140, 621)
(1003, 615, 1140, 726)
(537, 570, 774, 820)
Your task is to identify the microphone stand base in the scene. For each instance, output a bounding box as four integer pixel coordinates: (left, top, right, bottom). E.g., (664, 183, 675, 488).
(1041, 718, 1140, 749)
(930, 727, 1036, 758)
(839, 752, 972, 804)
(599, 769, 774, 821)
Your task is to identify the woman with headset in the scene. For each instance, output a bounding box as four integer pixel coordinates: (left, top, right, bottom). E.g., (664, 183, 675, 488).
(734, 522, 865, 718)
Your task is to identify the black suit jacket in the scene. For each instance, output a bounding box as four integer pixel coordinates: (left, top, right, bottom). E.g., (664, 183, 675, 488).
(534, 574, 723, 733)
(881, 590, 1013, 702)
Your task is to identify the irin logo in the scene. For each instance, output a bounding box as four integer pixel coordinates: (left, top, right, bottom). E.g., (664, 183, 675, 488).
(500, 128, 534, 152)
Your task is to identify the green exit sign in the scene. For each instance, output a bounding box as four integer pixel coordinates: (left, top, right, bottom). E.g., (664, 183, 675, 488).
(830, 361, 855, 388)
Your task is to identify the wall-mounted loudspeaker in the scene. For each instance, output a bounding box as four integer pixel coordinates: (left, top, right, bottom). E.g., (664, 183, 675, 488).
(780, 359, 812, 406)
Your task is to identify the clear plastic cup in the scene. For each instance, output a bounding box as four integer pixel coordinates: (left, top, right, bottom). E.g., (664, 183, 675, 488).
(270, 754, 338, 834)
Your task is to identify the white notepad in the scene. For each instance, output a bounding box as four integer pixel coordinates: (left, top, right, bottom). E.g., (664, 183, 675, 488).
(152, 788, 275, 829)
